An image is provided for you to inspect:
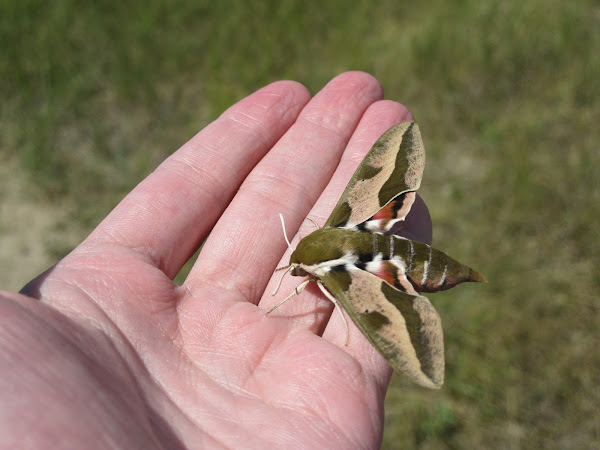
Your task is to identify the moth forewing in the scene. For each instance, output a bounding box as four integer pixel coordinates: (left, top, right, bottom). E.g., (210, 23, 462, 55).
(325, 121, 425, 229)
(321, 267, 444, 389)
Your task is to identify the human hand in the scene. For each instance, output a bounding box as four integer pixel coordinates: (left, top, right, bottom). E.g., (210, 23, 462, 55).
(0, 72, 430, 448)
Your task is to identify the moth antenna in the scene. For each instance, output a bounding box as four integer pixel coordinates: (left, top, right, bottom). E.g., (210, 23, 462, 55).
(271, 265, 293, 296)
(266, 279, 310, 315)
(316, 280, 350, 345)
(279, 213, 292, 249)
(306, 217, 321, 230)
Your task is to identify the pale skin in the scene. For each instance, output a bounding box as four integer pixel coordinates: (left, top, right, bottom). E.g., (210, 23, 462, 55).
(0, 72, 432, 449)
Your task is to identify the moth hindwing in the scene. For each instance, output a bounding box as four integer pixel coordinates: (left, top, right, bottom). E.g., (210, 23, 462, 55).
(274, 121, 485, 389)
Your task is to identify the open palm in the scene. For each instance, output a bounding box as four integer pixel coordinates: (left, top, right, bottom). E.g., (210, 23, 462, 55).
(1, 72, 430, 448)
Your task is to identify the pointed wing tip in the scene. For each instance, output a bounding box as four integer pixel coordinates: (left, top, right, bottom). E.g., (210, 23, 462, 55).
(391, 364, 444, 389)
(423, 364, 445, 389)
(415, 374, 444, 390)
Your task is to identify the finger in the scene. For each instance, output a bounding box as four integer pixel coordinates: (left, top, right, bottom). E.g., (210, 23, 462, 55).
(75, 81, 311, 278)
(317, 109, 433, 392)
(262, 100, 416, 389)
(260, 100, 415, 332)
(184, 72, 384, 303)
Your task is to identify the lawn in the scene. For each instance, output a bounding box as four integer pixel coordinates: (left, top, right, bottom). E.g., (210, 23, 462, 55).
(2, 0, 598, 447)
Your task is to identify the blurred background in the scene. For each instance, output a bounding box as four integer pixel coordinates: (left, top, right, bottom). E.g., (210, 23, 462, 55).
(2, 0, 598, 447)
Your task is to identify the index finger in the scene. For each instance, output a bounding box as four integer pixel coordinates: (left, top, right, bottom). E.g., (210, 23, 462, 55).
(79, 81, 311, 278)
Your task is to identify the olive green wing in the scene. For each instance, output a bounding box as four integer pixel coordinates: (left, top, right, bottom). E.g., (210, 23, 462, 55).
(321, 266, 444, 389)
(325, 121, 425, 229)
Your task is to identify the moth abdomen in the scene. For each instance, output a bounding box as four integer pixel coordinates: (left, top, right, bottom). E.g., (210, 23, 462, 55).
(403, 241, 485, 293)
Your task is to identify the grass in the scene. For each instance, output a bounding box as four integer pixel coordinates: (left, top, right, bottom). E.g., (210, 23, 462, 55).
(2, 0, 599, 447)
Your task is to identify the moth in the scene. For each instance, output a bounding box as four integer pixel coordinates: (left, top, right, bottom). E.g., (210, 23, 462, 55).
(268, 121, 485, 389)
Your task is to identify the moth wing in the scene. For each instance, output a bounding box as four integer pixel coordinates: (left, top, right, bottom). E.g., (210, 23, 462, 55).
(325, 121, 425, 229)
(321, 266, 444, 389)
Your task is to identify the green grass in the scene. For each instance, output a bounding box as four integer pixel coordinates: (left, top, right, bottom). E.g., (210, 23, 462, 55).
(2, 0, 599, 447)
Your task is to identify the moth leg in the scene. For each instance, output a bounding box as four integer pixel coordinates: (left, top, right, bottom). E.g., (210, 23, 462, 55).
(316, 280, 350, 346)
(266, 279, 310, 315)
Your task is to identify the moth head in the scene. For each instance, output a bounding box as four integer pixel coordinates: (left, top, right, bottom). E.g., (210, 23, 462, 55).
(289, 264, 308, 277)
(271, 262, 308, 298)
